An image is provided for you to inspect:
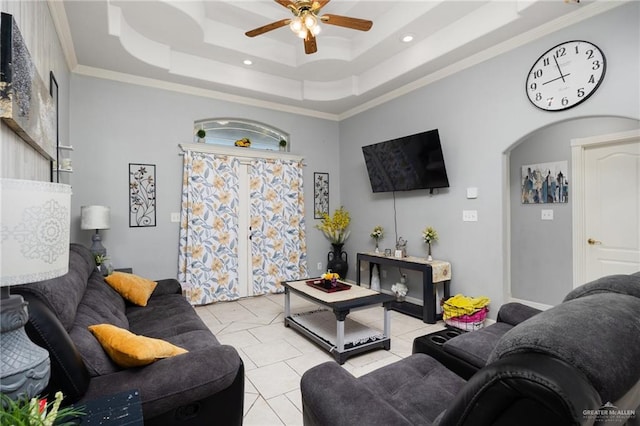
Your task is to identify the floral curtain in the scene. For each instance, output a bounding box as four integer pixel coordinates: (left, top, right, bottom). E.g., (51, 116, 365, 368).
(249, 159, 307, 295)
(178, 152, 240, 305)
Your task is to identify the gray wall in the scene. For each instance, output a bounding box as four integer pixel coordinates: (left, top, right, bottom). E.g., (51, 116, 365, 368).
(338, 3, 640, 314)
(69, 75, 340, 279)
(509, 117, 639, 306)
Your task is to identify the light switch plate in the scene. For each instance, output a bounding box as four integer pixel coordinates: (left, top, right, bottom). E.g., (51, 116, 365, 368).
(541, 209, 554, 220)
(466, 187, 478, 199)
(463, 210, 478, 222)
(170, 212, 180, 223)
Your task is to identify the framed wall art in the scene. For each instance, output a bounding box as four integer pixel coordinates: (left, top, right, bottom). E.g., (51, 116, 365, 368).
(49, 71, 58, 182)
(521, 161, 569, 204)
(314, 172, 329, 219)
(0, 13, 56, 160)
(129, 163, 156, 227)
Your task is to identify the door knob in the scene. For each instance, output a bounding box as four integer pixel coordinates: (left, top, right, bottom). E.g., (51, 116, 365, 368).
(587, 238, 602, 245)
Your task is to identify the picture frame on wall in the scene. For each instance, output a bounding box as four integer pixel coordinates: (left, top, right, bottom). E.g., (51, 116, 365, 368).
(314, 172, 329, 219)
(521, 161, 569, 204)
(49, 71, 58, 182)
(0, 13, 56, 160)
(129, 163, 156, 227)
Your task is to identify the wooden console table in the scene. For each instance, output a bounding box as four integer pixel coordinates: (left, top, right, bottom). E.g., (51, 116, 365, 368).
(356, 252, 451, 324)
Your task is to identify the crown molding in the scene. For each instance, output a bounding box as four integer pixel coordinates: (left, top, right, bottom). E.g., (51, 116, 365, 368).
(73, 65, 340, 121)
(47, 0, 78, 70)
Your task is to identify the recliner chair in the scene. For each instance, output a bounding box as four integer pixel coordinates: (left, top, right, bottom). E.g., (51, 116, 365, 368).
(300, 273, 640, 425)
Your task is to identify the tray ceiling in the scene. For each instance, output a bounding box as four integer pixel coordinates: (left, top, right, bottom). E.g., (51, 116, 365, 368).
(51, 0, 623, 118)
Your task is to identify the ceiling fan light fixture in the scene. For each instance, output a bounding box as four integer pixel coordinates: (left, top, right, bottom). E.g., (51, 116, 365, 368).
(289, 17, 303, 33)
(304, 13, 317, 30)
(297, 29, 308, 39)
(312, 25, 321, 35)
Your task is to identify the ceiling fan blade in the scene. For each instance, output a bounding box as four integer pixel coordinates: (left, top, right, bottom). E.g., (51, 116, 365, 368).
(320, 14, 373, 31)
(245, 19, 290, 37)
(304, 31, 318, 54)
(311, 0, 330, 13)
(275, 0, 296, 10)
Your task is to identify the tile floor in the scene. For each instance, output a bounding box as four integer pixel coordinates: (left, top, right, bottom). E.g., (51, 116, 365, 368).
(195, 292, 445, 426)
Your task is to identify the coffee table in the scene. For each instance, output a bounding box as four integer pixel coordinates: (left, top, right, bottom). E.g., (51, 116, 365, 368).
(283, 278, 394, 364)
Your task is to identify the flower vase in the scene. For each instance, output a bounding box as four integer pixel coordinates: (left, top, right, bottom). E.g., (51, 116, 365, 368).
(374, 241, 380, 253)
(327, 243, 348, 280)
(427, 243, 433, 262)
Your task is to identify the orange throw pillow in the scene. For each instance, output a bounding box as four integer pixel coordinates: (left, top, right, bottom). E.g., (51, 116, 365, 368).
(104, 272, 157, 306)
(89, 324, 188, 368)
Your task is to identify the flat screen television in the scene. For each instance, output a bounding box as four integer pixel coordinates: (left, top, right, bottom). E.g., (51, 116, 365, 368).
(362, 129, 449, 193)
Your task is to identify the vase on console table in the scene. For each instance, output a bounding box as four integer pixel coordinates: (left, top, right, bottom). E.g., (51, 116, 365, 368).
(327, 243, 348, 280)
(427, 243, 433, 262)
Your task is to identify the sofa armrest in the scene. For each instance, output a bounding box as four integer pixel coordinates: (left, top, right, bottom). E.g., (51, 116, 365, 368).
(151, 279, 182, 297)
(496, 302, 542, 326)
(301, 362, 412, 426)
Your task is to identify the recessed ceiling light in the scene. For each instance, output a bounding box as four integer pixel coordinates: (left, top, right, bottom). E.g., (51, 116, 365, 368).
(243, 59, 253, 65)
(401, 34, 414, 43)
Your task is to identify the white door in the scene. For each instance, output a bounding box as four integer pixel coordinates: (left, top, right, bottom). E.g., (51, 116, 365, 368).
(572, 130, 640, 285)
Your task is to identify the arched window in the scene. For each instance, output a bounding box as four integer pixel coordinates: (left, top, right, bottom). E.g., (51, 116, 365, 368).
(194, 118, 289, 152)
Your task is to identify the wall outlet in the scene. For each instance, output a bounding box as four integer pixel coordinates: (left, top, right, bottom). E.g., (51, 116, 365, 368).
(541, 209, 554, 220)
(317, 262, 323, 271)
(463, 210, 478, 222)
(170, 212, 180, 223)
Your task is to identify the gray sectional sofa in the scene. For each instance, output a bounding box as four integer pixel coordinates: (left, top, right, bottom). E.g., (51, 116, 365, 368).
(301, 272, 640, 425)
(16, 244, 244, 425)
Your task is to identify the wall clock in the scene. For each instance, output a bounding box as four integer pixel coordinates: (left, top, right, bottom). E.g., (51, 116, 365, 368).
(525, 40, 606, 111)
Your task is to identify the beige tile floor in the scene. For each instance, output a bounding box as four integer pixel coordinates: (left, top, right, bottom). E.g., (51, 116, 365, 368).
(195, 292, 445, 426)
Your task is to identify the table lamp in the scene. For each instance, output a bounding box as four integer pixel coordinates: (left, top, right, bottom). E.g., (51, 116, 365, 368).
(0, 178, 71, 400)
(80, 205, 110, 257)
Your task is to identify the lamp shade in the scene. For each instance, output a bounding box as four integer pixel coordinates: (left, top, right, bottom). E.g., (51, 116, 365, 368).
(81, 205, 110, 230)
(1, 179, 72, 286)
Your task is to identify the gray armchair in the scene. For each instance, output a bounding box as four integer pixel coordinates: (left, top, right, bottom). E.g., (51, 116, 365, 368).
(412, 301, 541, 379)
(301, 273, 640, 426)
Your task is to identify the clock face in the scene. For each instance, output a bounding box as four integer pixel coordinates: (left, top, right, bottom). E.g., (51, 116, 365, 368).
(526, 40, 606, 111)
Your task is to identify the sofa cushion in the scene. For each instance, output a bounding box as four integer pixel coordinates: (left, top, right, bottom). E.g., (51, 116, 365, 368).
(69, 271, 130, 377)
(126, 293, 215, 341)
(16, 243, 95, 331)
(104, 272, 158, 306)
(443, 322, 513, 368)
(489, 293, 640, 403)
(359, 353, 466, 425)
(89, 324, 188, 368)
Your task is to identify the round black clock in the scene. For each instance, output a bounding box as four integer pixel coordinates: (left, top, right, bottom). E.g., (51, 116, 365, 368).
(525, 40, 606, 111)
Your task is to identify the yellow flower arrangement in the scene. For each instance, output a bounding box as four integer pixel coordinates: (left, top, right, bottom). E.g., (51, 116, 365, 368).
(316, 206, 351, 244)
(321, 272, 340, 280)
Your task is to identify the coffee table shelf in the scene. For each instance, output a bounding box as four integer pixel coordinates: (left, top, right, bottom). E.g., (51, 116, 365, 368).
(283, 279, 394, 364)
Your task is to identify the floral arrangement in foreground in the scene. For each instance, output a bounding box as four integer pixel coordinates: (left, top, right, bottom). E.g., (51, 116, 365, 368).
(316, 206, 351, 244)
(0, 392, 84, 426)
(422, 226, 439, 244)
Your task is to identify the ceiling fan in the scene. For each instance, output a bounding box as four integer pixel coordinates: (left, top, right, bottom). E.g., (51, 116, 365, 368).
(245, 0, 373, 54)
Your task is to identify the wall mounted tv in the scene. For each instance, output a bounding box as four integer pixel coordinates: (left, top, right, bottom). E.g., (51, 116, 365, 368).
(362, 129, 449, 193)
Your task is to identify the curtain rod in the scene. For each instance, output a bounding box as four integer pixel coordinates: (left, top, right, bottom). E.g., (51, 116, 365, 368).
(178, 143, 305, 164)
